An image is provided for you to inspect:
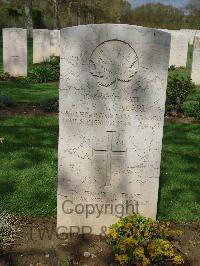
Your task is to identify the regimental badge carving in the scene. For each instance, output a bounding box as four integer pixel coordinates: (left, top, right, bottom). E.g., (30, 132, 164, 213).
(89, 40, 139, 87)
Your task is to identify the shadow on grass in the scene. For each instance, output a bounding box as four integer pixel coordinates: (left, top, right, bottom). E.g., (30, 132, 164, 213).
(0, 81, 58, 105)
(157, 122, 200, 221)
(0, 116, 199, 220)
(0, 179, 16, 195)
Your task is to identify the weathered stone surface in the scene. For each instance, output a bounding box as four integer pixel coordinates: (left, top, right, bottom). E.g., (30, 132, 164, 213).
(169, 32, 188, 67)
(57, 24, 171, 234)
(3, 28, 27, 77)
(159, 30, 188, 67)
(50, 30, 60, 56)
(180, 29, 197, 45)
(191, 36, 200, 85)
(33, 29, 50, 63)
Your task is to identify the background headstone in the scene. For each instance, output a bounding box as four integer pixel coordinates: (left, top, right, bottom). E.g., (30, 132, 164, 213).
(191, 36, 200, 85)
(50, 30, 60, 57)
(58, 24, 171, 234)
(169, 32, 188, 67)
(180, 29, 197, 45)
(33, 29, 50, 63)
(3, 28, 27, 77)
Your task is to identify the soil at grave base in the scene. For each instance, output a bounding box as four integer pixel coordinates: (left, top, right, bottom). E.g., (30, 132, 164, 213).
(1, 217, 200, 266)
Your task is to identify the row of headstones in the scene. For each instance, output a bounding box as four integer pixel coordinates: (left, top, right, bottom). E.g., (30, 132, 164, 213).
(160, 29, 200, 85)
(1, 25, 199, 234)
(2, 28, 60, 77)
(2, 27, 200, 85)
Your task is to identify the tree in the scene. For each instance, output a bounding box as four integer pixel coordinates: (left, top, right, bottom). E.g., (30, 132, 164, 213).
(186, 0, 200, 29)
(187, 0, 200, 13)
(127, 3, 184, 29)
(24, 0, 33, 37)
(49, 0, 66, 28)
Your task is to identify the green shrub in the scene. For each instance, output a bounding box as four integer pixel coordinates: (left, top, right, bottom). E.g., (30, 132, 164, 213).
(28, 56, 60, 83)
(0, 93, 15, 107)
(6, 7, 22, 17)
(108, 215, 184, 266)
(42, 56, 60, 68)
(0, 58, 60, 83)
(182, 101, 200, 120)
(166, 75, 195, 115)
(32, 8, 44, 28)
(0, 72, 11, 81)
(168, 65, 176, 71)
(40, 97, 59, 112)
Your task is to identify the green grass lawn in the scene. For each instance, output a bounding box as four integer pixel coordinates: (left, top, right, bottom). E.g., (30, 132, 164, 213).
(0, 116, 58, 216)
(0, 81, 58, 105)
(0, 116, 199, 221)
(0, 39, 199, 222)
(158, 122, 200, 222)
(0, 39, 58, 105)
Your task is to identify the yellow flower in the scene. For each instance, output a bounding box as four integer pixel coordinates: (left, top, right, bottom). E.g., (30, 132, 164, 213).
(172, 255, 184, 265)
(125, 222, 132, 229)
(142, 257, 150, 266)
(118, 220, 125, 227)
(109, 228, 118, 240)
(126, 236, 137, 246)
(115, 254, 129, 265)
(133, 247, 145, 258)
(176, 230, 183, 237)
(133, 228, 140, 237)
(119, 242, 127, 252)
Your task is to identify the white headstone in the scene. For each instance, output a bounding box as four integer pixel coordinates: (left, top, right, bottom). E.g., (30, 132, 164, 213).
(191, 36, 200, 85)
(3, 28, 27, 77)
(169, 32, 188, 67)
(57, 24, 171, 235)
(33, 29, 50, 63)
(180, 29, 197, 45)
(50, 30, 60, 57)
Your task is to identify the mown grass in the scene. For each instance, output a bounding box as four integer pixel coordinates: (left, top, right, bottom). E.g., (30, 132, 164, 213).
(0, 116, 199, 221)
(0, 39, 59, 105)
(158, 122, 200, 222)
(0, 38, 199, 222)
(0, 81, 58, 105)
(0, 116, 58, 216)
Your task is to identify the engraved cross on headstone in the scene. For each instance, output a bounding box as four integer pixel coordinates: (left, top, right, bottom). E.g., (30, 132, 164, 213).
(93, 131, 127, 187)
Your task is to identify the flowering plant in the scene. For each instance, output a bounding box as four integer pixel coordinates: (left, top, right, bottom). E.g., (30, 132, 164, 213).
(107, 214, 184, 265)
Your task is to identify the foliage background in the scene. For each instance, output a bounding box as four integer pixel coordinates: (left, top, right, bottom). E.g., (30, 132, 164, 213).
(0, 0, 200, 31)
